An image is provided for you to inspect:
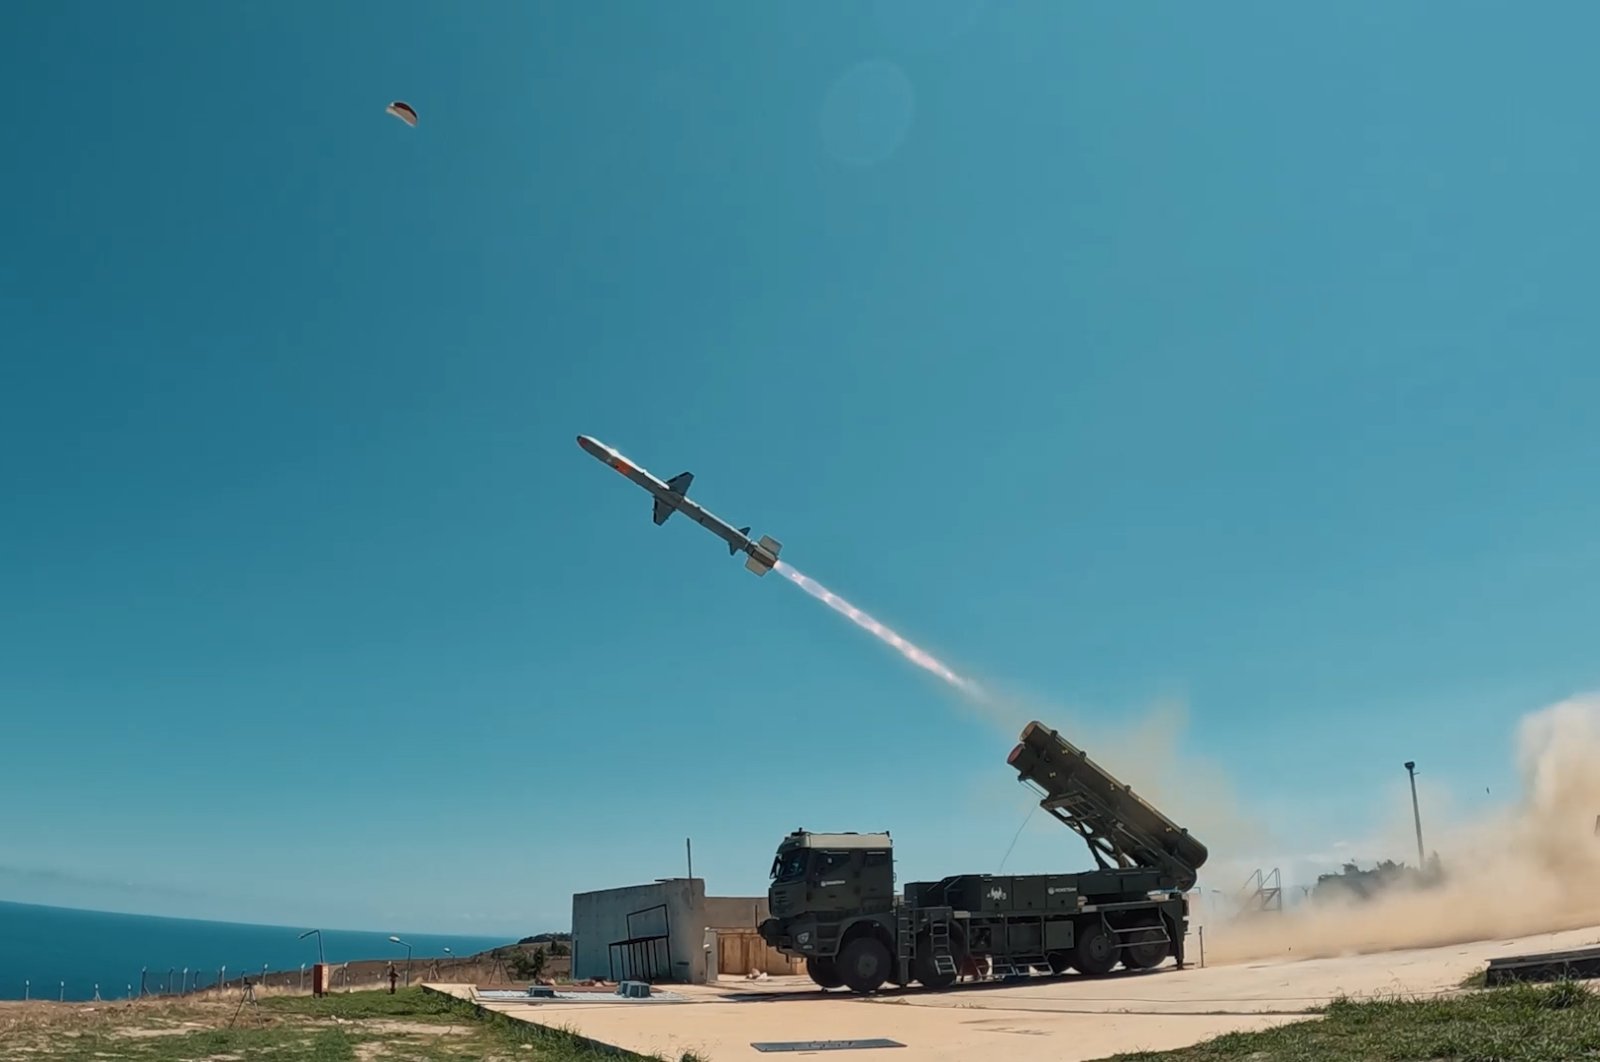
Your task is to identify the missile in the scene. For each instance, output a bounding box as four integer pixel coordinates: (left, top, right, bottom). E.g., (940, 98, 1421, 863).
(576, 434, 784, 576)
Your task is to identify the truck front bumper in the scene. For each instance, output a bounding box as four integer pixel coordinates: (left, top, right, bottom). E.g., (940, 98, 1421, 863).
(758, 916, 819, 955)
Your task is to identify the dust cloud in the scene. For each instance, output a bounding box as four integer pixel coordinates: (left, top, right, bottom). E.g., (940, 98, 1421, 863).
(960, 681, 1600, 965)
(1206, 692, 1600, 964)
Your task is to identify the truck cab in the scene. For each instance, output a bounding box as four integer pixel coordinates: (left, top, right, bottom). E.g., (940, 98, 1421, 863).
(759, 829, 897, 989)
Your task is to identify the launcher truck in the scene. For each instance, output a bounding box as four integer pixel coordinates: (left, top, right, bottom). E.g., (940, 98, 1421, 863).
(756, 719, 1209, 993)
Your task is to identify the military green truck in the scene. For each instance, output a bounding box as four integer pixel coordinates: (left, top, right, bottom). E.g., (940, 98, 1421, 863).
(756, 719, 1209, 993)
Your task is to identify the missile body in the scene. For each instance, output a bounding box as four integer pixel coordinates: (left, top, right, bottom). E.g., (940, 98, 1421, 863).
(576, 434, 783, 576)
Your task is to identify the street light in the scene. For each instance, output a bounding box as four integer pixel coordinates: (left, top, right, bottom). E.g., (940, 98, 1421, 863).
(1404, 761, 1425, 866)
(389, 936, 413, 987)
(299, 929, 326, 965)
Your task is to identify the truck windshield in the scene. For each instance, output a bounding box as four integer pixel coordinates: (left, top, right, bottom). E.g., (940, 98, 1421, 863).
(770, 849, 808, 883)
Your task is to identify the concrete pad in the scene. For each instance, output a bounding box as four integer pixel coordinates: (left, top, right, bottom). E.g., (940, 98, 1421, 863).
(460, 925, 1600, 1061)
(477, 994, 1298, 1061)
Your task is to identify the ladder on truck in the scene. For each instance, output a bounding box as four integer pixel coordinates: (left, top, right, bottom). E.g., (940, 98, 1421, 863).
(894, 912, 915, 982)
(988, 949, 1045, 980)
(1111, 919, 1173, 952)
(988, 956, 1035, 980)
(928, 918, 959, 978)
(987, 916, 1046, 981)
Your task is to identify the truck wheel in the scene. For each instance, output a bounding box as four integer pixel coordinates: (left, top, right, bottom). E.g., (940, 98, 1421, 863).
(1070, 920, 1117, 976)
(911, 937, 957, 990)
(806, 957, 844, 990)
(838, 937, 891, 994)
(1121, 925, 1169, 970)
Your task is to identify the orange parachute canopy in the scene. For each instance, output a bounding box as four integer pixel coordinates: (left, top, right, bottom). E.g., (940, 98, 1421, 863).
(385, 101, 418, 127)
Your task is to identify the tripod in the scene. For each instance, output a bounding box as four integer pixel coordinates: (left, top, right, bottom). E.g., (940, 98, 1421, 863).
(228, 978, 259, 1028)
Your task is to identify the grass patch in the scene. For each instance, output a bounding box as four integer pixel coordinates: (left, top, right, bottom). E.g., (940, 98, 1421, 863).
(57, 1026, 357, 1062)
(1102, 979, 1600, 1061)
(5, 988, 703, 1062)
(261, 985, 461, 1022)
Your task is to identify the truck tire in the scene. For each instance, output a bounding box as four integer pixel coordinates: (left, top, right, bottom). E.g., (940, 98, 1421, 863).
(806, 956, 844, 990)
(1070, 920, 1117, 976)
(838, 936, 892, 994)
(911, 937, 957, 990)
(1120, 923, 1169, 970)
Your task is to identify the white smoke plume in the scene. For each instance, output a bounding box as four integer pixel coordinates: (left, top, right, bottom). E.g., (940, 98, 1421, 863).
(775, 562, 987, 701)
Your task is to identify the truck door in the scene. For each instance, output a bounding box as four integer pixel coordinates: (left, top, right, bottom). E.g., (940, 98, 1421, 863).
(861, 850, 894, 907)
(809, 850, 855, 911)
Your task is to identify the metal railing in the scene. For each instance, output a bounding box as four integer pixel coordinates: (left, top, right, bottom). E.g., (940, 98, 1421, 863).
(10, 954, 539, 1003)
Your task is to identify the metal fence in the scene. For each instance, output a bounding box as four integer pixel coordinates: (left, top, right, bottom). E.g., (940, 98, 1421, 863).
(10, 953, 541, 1004)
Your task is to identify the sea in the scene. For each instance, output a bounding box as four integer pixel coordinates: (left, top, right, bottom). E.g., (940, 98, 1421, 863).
(0, 900, 517, 1002)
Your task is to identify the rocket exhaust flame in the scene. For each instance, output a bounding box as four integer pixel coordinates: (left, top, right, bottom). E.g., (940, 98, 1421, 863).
(774, 561, 983, 699)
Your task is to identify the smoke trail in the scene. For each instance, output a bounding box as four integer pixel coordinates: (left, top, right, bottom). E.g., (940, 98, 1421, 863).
(774, 561, 985, 700)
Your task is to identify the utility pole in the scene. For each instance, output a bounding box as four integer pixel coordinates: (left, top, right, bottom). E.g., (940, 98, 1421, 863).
(1404, 761, 1425, 865)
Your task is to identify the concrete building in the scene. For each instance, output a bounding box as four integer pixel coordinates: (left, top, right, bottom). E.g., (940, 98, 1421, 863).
(570, 878, 801, 984)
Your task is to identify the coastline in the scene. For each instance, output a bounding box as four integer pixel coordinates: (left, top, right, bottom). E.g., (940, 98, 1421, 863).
(0, 900, 540, 1002)
(12, 945, 574, 1003)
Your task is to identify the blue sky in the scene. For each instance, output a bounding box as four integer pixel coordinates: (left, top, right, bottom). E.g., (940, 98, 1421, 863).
(4, 1, 1599, 936)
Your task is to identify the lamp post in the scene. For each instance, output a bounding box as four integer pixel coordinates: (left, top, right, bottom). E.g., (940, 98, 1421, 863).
(389, 936, 413, 987)
(298, 929, 326, 966)
(1404, 761, 1425, 866)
